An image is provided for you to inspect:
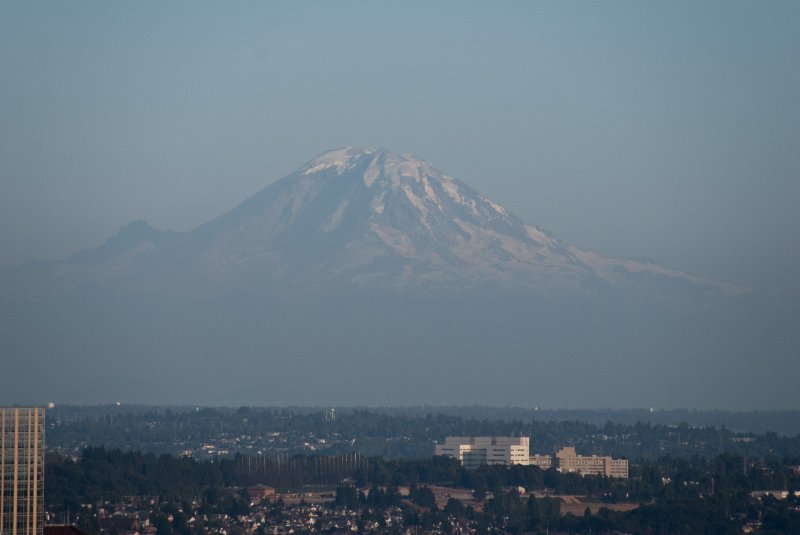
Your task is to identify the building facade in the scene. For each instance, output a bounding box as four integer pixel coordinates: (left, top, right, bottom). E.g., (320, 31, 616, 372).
(1, 408, 45, 535)
(435, 437, 529, 469)
(528, 454, 553, 470)
(555, 446, 628, 478)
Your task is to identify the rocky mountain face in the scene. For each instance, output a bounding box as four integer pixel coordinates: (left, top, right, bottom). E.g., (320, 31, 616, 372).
(5, 147, 743, 300)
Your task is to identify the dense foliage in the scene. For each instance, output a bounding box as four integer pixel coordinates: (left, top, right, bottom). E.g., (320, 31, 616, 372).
(46, 447, 800, 534)
(47, 406, 800, 460)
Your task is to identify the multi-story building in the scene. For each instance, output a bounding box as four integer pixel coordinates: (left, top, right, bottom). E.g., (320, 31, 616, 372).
(555, 446, 628, 478)
(435, 437, 529, 469)
(528, 454, 553, 470)
(1, 407, 45, 535)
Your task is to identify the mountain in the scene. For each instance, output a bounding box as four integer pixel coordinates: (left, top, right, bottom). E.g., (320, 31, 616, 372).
(4, 147, 744, 300)
(4, 147, 794, 409)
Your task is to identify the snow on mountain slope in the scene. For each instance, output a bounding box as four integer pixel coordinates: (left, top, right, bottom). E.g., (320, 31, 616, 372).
(3, 147, 747, 298)
(182, 146, 742, 295)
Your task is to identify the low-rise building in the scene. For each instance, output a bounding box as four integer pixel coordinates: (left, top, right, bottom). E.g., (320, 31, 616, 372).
(750, 490, 790, 500)
(528, 454, 553, 470)
(435, 437, 529, 469)
(246, 485, 276, 501)
(555, 447, 628, 478)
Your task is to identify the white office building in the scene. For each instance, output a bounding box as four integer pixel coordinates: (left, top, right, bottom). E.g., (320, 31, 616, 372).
(435, 436, 530, 469)
(555, 446, 628, 479)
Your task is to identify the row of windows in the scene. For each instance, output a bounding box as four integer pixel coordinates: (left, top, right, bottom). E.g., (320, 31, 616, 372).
(0, 418, 45, 424)
(0, 445, 44, 452)
(0, 467, 43, 472)
(0, 507, 46, 513)
(0, 524, 45, 535)
(0, 464, 43, 470)
(1, 496, 46, 502)
(0, 481, 44, 486)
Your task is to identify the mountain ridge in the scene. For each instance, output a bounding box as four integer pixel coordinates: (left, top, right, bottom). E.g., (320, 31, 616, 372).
(4, 148, 798, 409)
(3, 147, 747, 300)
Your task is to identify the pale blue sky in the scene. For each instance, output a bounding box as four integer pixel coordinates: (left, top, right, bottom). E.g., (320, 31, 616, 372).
(1, 1, 798, 292)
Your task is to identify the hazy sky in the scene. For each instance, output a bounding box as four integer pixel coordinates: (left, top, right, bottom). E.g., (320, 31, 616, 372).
(2, 1, 798, 293)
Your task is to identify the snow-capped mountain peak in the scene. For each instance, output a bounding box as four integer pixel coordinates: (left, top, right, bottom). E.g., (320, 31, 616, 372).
(301, 146, 376, 176)
(177, 147, 741, 295)
(6, 147, 747, 298)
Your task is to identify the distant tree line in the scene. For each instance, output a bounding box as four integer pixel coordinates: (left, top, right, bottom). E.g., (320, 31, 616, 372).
(48, 447, 800, 505)
(46, 406, 800, 461)
(46, 446, 800, 534)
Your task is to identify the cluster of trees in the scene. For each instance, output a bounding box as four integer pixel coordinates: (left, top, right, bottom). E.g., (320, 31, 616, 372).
(47, 448, 800, 506)
(47, 405, 800, 460)
(378, 406, 800, 436)
(332, 482, 800, 534)
(333, 484, 563, 533)
(479, 490, 800, 534)
(46, 448, 225, 511)
(46, 447, 800, 533)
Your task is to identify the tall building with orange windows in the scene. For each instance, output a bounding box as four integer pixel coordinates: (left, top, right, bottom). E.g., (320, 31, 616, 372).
(1, 408, 45, 535)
